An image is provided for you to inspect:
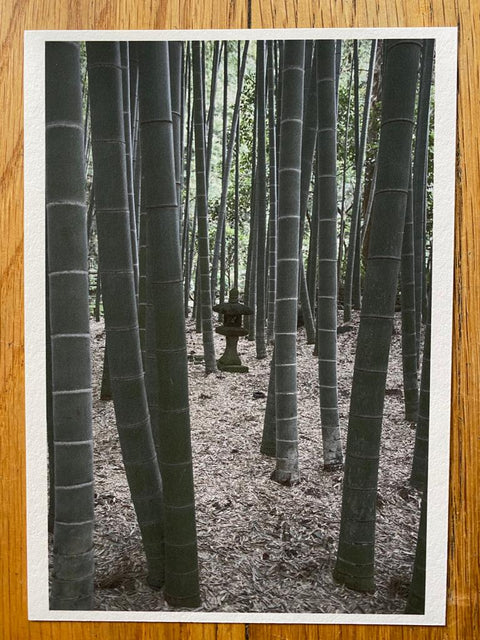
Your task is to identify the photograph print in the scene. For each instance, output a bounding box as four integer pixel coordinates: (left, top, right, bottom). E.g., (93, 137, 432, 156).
(24, 28, 456, 624)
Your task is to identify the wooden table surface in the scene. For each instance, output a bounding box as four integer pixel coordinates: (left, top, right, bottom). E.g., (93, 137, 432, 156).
(1, 1, 478, 638)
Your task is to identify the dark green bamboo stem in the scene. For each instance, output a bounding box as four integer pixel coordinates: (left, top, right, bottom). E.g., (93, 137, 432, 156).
(306, 173, 319, 318)
(272, 40, 305, 486)
(335, 40, 342, 107)
(87, 41, 165, 589)
(337, 52, 354, 298)
(182, 85, 194, 315)
(297, 53, 318, 345)
(210, 42, 250, 307)
(316, 40, 343, 470)
(94, 259, 101, 322)
(234, 42, 241, 291)
(169, 42, 183, 235)
(195, 262, 203, 334)
(120, 43, 139, 299)
(245, 97, 258, 341)
(266, 40, 277, 344)
(401, 173, 419, 422)
(46, 274, 55, 533)
(129, 43, 141, 237)
(99, 346, 112, 400)
(138, 41, 200, 609)
(413, 40, 434, 360)
(405, 489, 427, 613)
(344, 40, 377, 322)
(261, 348, 277, 457)
(254, 41, 268, 359)
(333, 39, 422, 593)
(47, 41, 94, 610)
(192, 42, 217, 373)
(186, 202, 197, 318)
(410, 288, 431, 491)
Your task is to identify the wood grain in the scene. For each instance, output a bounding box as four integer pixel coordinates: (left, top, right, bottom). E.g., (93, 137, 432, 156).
(1, 1, 478, 638)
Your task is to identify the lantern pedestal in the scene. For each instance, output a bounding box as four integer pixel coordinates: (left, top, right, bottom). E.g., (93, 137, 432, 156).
(213, 288, 252, 374)
(216, 329, 249, 373)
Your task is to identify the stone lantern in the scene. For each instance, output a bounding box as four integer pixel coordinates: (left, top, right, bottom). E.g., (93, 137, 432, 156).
(213, 288, 252, 373)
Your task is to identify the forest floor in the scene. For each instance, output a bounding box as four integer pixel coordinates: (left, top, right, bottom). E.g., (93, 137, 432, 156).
(86, 311, 422, 615)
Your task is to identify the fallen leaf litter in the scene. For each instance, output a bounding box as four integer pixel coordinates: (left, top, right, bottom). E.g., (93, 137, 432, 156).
(62, 311, 423, 614)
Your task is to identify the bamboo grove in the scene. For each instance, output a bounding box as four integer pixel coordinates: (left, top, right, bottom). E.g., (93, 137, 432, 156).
(46, 38, 434, 612)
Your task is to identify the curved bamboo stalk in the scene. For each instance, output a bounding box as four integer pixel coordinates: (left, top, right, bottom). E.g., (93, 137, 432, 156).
(87, 41, 165, 589)
(333, 39, 422, 592)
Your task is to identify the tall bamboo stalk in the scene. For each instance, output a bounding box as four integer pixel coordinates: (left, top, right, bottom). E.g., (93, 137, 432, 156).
(266, 40, 278, 344)
(210, 42, 250, 306)
(272, 40, 305, 486)
(254, 40, 268, 359)
(192, 41, 217, 373)
(333, 39, 422, 592)
(87, 41, 165, 589)
(297, 52, 318, 344)
(343, 40, 377, 322)
(47, 40, 94, 610)
(120, 43, 139, 299)
(316, 40, 343, 470)
(401, 173, 420, 422)
(138, 40, 200, 609)
(413, 40, 434, 359)
(405, 489, 427, 614)
(410, 287, 431, 490)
